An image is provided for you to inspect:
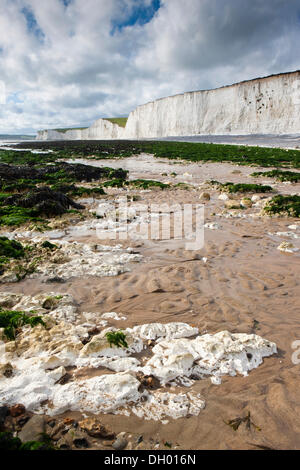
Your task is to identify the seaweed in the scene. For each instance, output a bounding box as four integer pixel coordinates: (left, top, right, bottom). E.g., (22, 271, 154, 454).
(0, 162, 128, 190)
(14, 140, 300, 168)
(0, 309, 46, 341)
(50, 182, 106, 197)
(128, 179, 169, 190)
(102, 178, 126, 188)
(0, 237, 25, 259)
(251, 169, 300, 182)
(69, 186, 106, 197)
(3, 187, 84, 217)
(102, 178, 169, 190)
(164, 442, 172, 448)
(0, 206, 43, 227)
(263, 195, 300, 218)
(41, 241, 58, 250)
(209, 181, 273, 193)
(105, 331, 128, 349)
(0, 431, 55, 451)
(224, 411, 261, 432)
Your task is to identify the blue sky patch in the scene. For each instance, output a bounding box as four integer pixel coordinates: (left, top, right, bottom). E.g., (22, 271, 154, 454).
(7, 92, 24, 105)
(61, 0, 73, 7)
(21, 6, 45, 43)
(111, 0, 160, 33)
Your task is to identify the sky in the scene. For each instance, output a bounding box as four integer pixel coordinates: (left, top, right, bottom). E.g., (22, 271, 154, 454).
(0, 0, 300, 134)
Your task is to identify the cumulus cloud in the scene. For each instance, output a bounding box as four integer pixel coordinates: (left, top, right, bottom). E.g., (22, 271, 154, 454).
(0, 0, 299, 133)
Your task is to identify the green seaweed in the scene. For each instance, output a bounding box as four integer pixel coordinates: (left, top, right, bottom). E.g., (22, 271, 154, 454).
(0, 432, 55, 451)
(0, 237, 25, 259)
(14, 140, 300, 168)
(0, 206, 42, 227)
(128, 179, 169, 190)
(209, 181, 273, 193)
(0, 309, 46, 341)
(41, 241, 58, 250)
(102, 178, 126, 188)
(70, 186, 106, 197)
(224, 411, 261, 432)
(263, 195, 300, 218)
(105, 331, 128, 349)
(251, 169, 300, 182)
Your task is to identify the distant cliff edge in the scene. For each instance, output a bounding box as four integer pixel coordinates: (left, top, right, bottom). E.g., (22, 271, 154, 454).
(37, 70, 300, 140)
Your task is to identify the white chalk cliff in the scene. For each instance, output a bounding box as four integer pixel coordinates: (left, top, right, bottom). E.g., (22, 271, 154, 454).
(37, 70, 300, 140)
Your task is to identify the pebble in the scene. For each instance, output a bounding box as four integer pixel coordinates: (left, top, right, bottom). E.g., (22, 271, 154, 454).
(199, 192, 211, 202)
(225, 200, 241, 209)
(103, 440, 113, 447)
(241, 198, 253, 208)
(112, 437, 128, 450)
(79, 417, 115, 439)
(0, 406, 9, 427)
(10, 404, 26, 418)
(65, 428, 89, 449)
(18, 415, 45, 442)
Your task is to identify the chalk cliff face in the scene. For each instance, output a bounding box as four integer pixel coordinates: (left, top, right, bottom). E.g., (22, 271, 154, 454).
(37, 129, 83, 140)
(37, 118, 125, 140)
(36, 70, 300, 140)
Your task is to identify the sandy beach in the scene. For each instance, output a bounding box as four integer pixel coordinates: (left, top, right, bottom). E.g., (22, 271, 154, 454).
(0, 151, 299, 450)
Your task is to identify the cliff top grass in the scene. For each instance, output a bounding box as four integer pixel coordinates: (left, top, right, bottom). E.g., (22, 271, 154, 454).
(15, 140, 300, 168)
(263, 195, 300, 218)
(53, 127, 88, 133)
(103, 117, 128, 128)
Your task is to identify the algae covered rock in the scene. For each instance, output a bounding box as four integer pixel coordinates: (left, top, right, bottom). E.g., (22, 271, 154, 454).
(225, 200, 241, 210)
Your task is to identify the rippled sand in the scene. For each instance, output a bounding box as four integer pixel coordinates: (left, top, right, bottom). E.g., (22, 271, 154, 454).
(1, 155, 300, 450)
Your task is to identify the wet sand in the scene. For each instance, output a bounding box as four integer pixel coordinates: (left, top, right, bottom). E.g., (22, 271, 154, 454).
(1, 155, 300, 450)
(161, 133, 300, 149)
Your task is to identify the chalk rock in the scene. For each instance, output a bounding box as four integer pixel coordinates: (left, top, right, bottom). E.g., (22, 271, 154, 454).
(129, 323, 198, 341)
(0, 363, 13, 379)
(50, 373, 142, 415)
(47, 366, 66, 383)
(80, 330, 142, 358)
(204, 222, 220, 230)
(225, 200, 241, 209)
(101, 312, 127, 321)
(218, 194, 229, 201)
(241, 198, 253, 208)
(142, 330, 276, 385)
(277, 242, 299, 253)
(79, 417, 115, 439)
(76, 356, 140, 372)
(0, 293, 23, 309)
(132, 391, 205, 421)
